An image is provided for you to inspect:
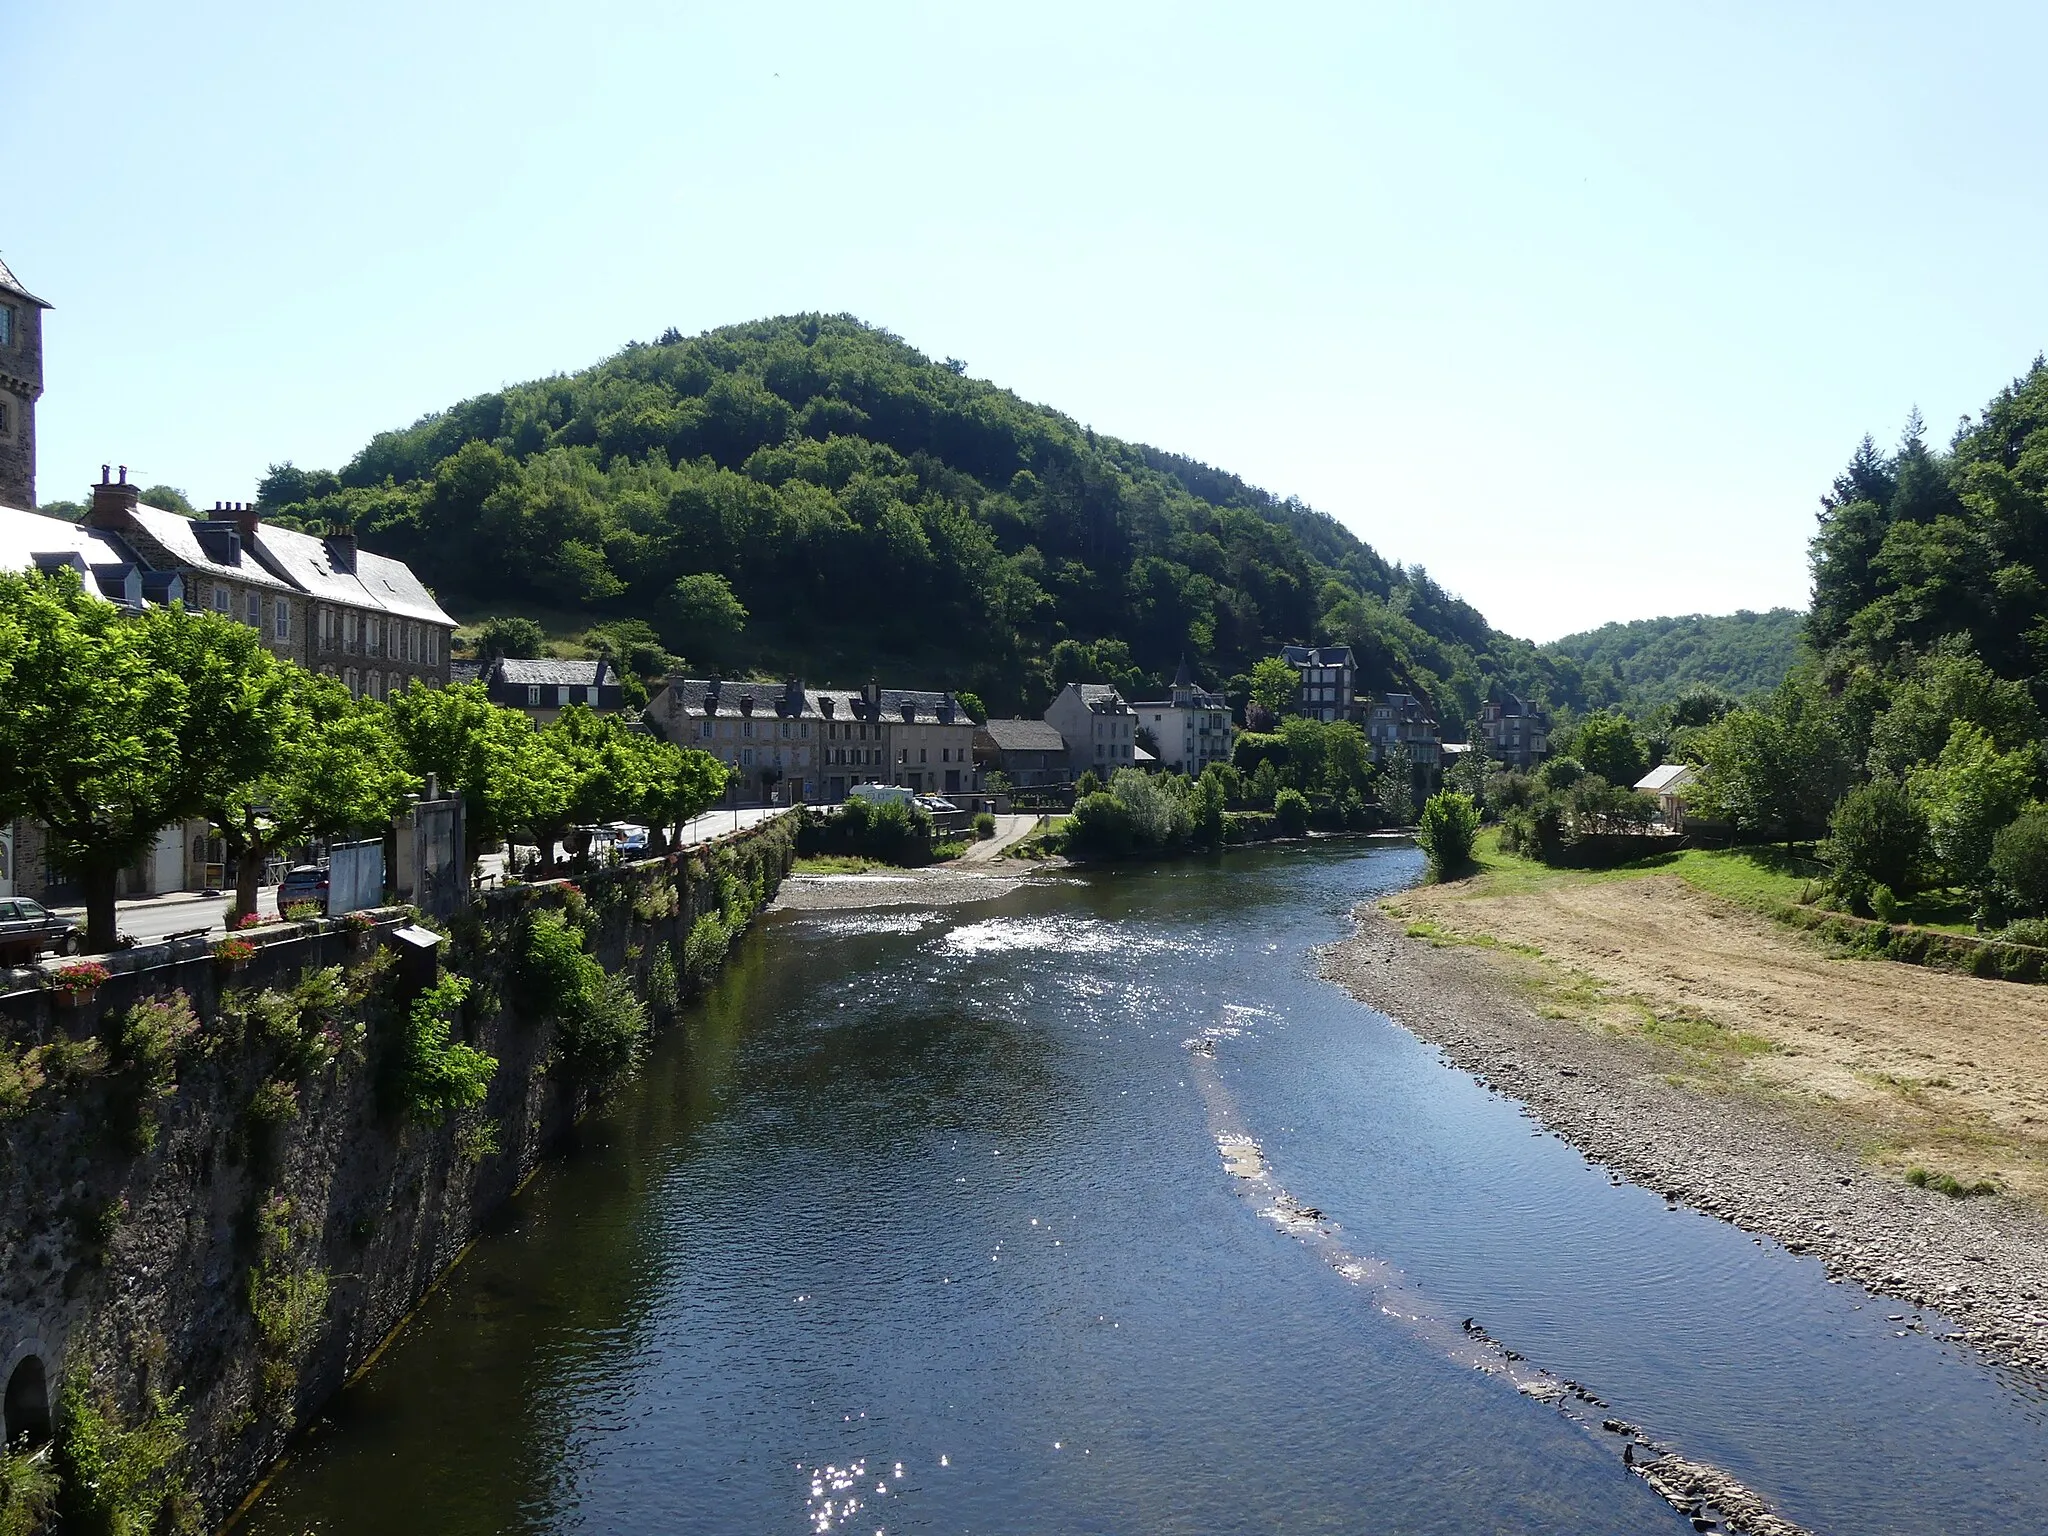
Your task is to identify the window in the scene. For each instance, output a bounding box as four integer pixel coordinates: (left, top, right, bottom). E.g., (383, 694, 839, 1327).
(427, 628, 440, 664)
(742, 721, 753, 738)
(408, 624, 420, 662)
(344, 667, 359, 696)
(555, 686, 570, 706)
(918, 748, 927, 763)
(213, 585, 231, 613)
(367, 618, 381, 656)
(274, 601, 290, 641)
(0, 304, 12, 345)
(527, 686, 543, 706)
(741, 749, 754, 767)
(0, 401, 10, 439)
(780, 722, 791, 739)
(389, 673, 402, 698)
(585, 686, 599, 704)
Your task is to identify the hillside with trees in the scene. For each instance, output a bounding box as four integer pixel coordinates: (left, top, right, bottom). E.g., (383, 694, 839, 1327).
(254, 315, 1567, 721)
(1541, 608, 1805, 712)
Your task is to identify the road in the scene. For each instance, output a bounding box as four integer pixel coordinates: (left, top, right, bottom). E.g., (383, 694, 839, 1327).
(61, 809, 793, 947)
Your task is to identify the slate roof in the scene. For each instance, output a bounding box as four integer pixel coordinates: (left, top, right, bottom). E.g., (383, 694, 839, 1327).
(977, 718, 1068, 753)
(0, 256, 49, 308)
(1280, 644, 1355, 668)
(653, 678, 975, 726)
(449, 660, 484, 687)
(1075, 684, 1129, 712)
(122, 505, 298, 595)
(492, 657, 613, 688)
(251, 521, 455, 627)
(0, 504, 151, 606)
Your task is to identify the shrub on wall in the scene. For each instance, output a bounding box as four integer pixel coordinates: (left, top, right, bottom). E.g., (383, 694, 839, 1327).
(54, 1371, 202, 1535)
(386, 974, 497, 1125)
(248, 1195, 330, 1402)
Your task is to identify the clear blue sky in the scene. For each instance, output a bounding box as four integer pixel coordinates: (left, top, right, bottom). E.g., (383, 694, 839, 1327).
(13, 3, 2048, 642)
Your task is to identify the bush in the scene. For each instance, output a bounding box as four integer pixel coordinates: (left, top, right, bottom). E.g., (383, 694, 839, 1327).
(0, 1445, 58, 1536)
(516, 910, 591, 1019)
(1273, 788, 1310, 836)
(106, 991, 199, 1153)
(682, 913, 732, 986)
(973, 812, 997, 840)
(804, 798, 934, 866)
(1416, 791, 1482, 877)
(1823, 779, 1926, 903)
(249, 1194, 330, 1400)
(1869, 884, 1901, 925)
(556, 969, 649, 1086)
(1991, 809, 2048, 915)
(54, 1372, 202, 1535)
(1066, 770, 1193, 859)
(388, 974, 496, 1125)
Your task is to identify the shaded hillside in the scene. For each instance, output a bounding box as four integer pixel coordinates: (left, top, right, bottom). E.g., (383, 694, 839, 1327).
(256, 314, 1562, 719)
(1542, 609, 1806, 712)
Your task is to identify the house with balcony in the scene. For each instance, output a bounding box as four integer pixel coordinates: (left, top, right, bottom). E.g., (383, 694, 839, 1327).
(1478, 693, 1550, 768)
(1130, 659, 1234, 778)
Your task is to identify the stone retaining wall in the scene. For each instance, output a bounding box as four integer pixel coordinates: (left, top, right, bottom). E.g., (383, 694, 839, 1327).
(0, 813, 796, 1526)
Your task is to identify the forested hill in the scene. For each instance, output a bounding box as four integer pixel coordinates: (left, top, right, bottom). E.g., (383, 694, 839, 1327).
(256, 314, 1568, 720)
(1541, 609, 1806, 711)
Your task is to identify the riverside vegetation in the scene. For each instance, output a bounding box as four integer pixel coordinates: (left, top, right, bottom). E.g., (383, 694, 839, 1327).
(0, 816, 794, 1532)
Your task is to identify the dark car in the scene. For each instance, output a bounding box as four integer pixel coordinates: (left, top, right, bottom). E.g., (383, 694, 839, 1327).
(0, 898, 82, 963)
(276, 865, 330, 916)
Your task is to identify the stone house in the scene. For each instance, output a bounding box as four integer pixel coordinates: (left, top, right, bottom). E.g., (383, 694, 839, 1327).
(79, 472, 454, 698)
(1045, 682, 1137, 777)
(973, 718, 1072, 787)
(480, 656, 625, 723)
(646, 678, 979, 805)
(1478, 693, 1550, 769)
(1281, 644, 1363, 724)
(1129, 659, 1234, 778)
(1368, 692, 1442, 771)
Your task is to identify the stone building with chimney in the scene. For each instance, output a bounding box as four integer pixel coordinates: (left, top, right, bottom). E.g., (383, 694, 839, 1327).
(79, 471, 455, 698)
(0, 255, 48, 511)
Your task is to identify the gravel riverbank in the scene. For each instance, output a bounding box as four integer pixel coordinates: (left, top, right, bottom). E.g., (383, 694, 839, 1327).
(1323, 905, 2048, 1377)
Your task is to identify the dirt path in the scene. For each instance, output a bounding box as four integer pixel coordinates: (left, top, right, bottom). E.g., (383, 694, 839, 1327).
(1394, 873, 2048, 1201)
(956, 812, 1043, 864)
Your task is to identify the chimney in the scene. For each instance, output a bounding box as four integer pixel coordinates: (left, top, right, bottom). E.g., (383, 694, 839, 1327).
(325, 519, 357, 572)
(234, 501, 260, 544)
(86, 463, 140, 529)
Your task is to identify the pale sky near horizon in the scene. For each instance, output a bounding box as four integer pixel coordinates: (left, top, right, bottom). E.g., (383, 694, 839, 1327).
(11, 3, 2048, 642)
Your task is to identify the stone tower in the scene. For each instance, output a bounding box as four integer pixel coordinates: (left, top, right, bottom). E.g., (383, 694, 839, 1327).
(0, 254, 50, 511)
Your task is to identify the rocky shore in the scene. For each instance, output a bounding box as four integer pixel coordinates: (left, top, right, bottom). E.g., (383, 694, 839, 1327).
(1322, 905, 2048, 1377)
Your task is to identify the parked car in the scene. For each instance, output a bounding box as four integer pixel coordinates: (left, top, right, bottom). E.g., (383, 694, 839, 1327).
(277, 865, 330, 915)
(0, 898, 82, 962)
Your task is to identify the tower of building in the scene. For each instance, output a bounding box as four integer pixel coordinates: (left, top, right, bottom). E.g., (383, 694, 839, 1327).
(0, 254, 50, 510)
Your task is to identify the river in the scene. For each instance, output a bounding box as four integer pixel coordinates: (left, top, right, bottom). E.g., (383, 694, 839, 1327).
(241, 844, 2048, 1534)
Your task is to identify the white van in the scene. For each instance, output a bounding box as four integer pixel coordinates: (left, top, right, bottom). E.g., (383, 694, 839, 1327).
(848, 783, 917, 808)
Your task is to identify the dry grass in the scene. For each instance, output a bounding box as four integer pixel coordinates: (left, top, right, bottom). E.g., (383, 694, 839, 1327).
(1387, 846, 2048, 1207)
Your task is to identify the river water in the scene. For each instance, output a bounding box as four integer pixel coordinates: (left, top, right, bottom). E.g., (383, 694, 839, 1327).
(242, 845, 2048, 1534)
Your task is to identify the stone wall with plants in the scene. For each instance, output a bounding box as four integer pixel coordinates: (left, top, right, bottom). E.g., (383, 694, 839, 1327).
(0, 814, 796, 1534)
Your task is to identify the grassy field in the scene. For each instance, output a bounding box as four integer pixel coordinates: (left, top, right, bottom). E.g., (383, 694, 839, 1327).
(1452, 831, 1975, 933)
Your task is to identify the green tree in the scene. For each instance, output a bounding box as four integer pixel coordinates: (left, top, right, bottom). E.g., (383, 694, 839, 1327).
(1907, 722, 2035, 894)
(208, 671, 414, 922)
(1416, 790, 1481, 878)
(1247, 656, 1297, 721)
(1821, 779, 1927, 904)
(138, 484, 195, 517)
(1565, 710, 1648, 789)
(0, 573, 277, 950)
(1991, 810, 2048, 916)
(1689, 680, 1851, 846)
(388, 681, 556, 867)
(470, 615, 548, 658)
(660, 572, 747, 666)
(1273, 787, 1310, 835)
